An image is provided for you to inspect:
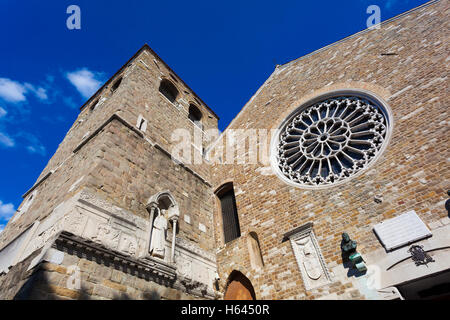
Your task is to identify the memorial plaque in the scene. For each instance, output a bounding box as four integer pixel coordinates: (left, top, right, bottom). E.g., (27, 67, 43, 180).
(373, 210, 432, 251)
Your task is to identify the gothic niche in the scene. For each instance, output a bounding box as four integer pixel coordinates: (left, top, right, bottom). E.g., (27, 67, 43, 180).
(146, 192, 180, 262)
(247, 232, 264, 270)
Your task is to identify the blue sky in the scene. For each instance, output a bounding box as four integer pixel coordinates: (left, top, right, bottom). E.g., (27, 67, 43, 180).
(0, 0, 429, 231)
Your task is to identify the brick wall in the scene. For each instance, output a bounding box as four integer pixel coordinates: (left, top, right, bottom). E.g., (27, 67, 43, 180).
(211, 0, 448, 299)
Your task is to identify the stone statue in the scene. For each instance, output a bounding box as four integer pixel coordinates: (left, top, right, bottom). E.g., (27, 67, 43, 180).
(150, 208, 168, 258)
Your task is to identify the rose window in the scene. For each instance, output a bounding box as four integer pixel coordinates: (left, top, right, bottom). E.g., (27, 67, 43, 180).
(276, 95, 390, 187)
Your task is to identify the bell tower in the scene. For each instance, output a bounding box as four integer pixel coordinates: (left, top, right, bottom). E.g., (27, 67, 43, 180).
(0, 44, 220, 300)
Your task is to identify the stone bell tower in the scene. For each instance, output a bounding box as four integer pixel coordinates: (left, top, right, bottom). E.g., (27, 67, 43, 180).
(0, 44, 221, 300)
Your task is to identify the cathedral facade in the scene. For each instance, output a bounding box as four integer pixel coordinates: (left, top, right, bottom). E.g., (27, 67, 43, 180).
(0, 0, 448, 300)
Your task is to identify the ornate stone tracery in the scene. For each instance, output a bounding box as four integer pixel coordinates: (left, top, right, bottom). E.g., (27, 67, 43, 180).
(276, 94, 390, 187)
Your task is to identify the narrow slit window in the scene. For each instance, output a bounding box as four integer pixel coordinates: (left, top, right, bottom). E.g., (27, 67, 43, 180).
(216, 183, 241, 243)
(136, 115, 147, 132)
(139, 119, 145, 130)
(111, 77, 122, 93)
(90, 98, 99, 111)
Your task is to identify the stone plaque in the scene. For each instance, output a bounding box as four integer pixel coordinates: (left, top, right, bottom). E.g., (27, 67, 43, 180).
(287, 223, 331, 290)
(373, 210, 431, 251)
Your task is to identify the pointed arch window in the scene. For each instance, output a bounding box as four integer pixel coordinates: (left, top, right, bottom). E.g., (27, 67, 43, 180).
(188, 104, 203, 129)
(159, 79, 179, 103)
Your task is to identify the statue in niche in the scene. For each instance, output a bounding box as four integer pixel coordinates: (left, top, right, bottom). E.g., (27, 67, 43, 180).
(296, 237, 323, 280)
(150, 208, 168, 258)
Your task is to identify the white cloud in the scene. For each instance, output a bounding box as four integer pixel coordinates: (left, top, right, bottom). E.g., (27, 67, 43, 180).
(0, 78, 48, 103)
(17, 132, 46, 156)
(0, 106, 6, 118)
(35, 87, 48, 100)
(0, 130, 46, 154)
(0, 200, 15, 220)
(0, 132, 14, 147)
(26, 145, 46, 156)
(0, 224, 4, 234)
(0, 78, 27, 103)
(24, 83, 48, 101)
(66, 69, 104, 99)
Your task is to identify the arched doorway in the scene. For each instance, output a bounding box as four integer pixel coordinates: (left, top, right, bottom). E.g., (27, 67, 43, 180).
(224, 271, 256, 300)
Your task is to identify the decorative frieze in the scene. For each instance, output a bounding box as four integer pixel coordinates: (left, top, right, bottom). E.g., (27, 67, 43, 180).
(11, 190, 217, 296)
(54, 231, 177, 283)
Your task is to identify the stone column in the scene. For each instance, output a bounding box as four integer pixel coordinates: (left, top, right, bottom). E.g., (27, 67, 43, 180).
(147, 205, 156, 255)
(171, 218, 178, 263)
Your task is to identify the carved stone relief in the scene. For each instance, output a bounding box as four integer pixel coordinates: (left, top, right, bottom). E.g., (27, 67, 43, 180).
(296, 237, 322, 280)
(176, 254, 193, 279)
(92, 223, 121, 249)
(13, 189, 217, 294)
(174, 238, 217, 290)
(118, 233, 138, 255)
(289, 225, 331, 290)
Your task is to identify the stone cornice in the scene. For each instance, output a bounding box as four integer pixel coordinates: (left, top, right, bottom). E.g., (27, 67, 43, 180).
(73, 114, 143, 154)
(22, 171, 52, 199)
(73, 114, 212, 187)
(53, 231, 177, 283)
(52, 231, 216, 299)
(282, 222, 314, 242)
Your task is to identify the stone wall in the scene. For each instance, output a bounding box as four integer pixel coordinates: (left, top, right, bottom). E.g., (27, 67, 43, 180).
(0, 44, 220, 299)
(211, 0, 449, 299)
(1, 44, 218, 251)
(2, 250, 200, 300)
(0, 248, 43, 300)
(31, 46, 217, 186)
(0, 0, 447, 301)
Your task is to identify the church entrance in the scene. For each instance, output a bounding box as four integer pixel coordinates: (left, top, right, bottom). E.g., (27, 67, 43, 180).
(224, 271, 256, 300)
(397, 269, 450, 300)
